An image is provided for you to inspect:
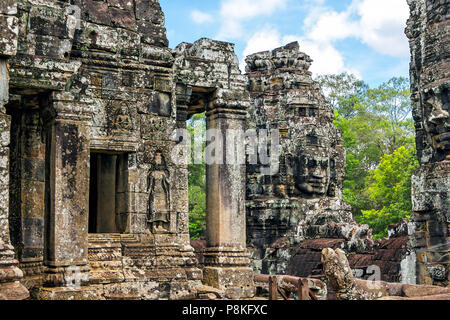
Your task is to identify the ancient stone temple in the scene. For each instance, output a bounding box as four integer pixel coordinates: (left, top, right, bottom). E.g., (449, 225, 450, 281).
(406, 0, 449, 287)
(0, 0, 255, 300)
(0, 0, 30, 300)
(173, 38, 255, 299)
(245, 42, 374, 277)
(0, 0, 448, 301)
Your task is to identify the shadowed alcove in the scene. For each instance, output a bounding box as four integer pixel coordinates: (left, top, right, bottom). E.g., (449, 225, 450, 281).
(89, 152, 129, 234)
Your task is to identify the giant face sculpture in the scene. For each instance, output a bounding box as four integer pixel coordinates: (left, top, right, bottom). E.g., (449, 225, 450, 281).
(422, 86, 450, 162)
(294, 154, 331, 196)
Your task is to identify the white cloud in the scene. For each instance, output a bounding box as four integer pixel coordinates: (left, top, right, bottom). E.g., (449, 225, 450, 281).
(242, 28, 282, 57)
(190, 10, 214, 24)
(286, 37, 362, 77)
(217, 0, 287, 40)
(220, 0, 287, 20)
(304, 0, 410, 58)
(307, 10, 358, 43)
(357, 0, 410, 57)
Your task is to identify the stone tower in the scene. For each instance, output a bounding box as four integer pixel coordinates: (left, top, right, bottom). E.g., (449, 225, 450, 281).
(245, 42, 373, 275)
(406, 0, 449, 287)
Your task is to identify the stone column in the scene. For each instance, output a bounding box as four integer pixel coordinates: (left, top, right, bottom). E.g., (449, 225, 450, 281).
(40, 104, 93, 298)
(0, 61, 11, 246)
(8, 107, 46, 286)
(412, 163, 449, 285)
(203, 107, 255, 299)
(0, 0, 29, 298)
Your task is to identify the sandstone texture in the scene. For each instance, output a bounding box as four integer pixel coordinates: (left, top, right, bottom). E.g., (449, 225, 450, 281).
(406, 0, 449, 287)
(245, 42, 376, 279)
(0, 0, 448, 301)
(322, 247, 450, 300)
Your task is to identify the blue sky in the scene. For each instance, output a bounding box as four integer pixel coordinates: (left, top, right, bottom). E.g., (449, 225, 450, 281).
(160, 0, 410, 87)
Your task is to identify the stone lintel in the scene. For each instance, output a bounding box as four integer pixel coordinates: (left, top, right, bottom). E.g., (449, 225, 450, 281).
(206, 107, 247, 120)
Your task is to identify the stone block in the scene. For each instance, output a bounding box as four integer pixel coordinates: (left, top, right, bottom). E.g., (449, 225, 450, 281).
(28, 6, 72, 39)
(36, 286, 101, 300)
(0, 0, 17, 15)
(0, 14, 18, 57)
(32, 34, 72, 59)
(109, 7, 136, 30)
(0, 281, 29, 300)
(203, 266, 255, 299)
(85, 0, 111, 25)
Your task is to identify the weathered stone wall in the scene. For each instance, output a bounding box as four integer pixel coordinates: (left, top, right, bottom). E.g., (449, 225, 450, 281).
(2, 0, 203, 300)
(245, 42, 374, 276)
(406, 0, 449, 287)
(1, 0, 443, 300)
(0, 0, 29, 300)
(0, 0, 256, 300)
(174, 38, 255, 299)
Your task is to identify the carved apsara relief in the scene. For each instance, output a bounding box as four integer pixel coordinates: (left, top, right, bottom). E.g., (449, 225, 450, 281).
(147, 151, 171, 233)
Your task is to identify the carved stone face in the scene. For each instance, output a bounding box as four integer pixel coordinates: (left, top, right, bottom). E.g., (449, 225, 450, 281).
(423, 87, 450, 161)
(295, 155, 331, 196)
(154, 152, 163, 165)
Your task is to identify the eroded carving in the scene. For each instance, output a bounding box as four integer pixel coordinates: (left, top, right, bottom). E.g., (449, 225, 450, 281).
(147, 152, 171, 234)
(246, 42, 373, 276)
(421, 85, 450, 162)
(406, 0, 449, 287)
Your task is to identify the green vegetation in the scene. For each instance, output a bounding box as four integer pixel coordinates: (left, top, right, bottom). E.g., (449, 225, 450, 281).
(187, 74, 418, 240)
(358, 146, 419, 238)
(187, 113, 207, 240)
(318, 73, 419, 238)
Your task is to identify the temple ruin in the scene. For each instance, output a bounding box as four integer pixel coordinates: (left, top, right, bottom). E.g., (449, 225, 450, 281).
(406, 0, 449, 287)
(0, 0, 448, 300)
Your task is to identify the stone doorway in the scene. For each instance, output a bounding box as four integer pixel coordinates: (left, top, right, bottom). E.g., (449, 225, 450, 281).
(88, 152, 129, 234)
(176, 83, 255, 299)
(186, 111, 206, 241)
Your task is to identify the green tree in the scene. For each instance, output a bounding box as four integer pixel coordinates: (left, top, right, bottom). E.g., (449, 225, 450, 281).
(357, 146, 419, 238)
(187, 113, 206, 240)
(321, 74, 416, 233)
(365, 77, 415, 155)
(317, 72, 368, 118)
(188, 185, 206, 240)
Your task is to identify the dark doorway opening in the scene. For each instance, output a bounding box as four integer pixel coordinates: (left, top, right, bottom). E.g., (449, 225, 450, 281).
(89, 152, 128, 234)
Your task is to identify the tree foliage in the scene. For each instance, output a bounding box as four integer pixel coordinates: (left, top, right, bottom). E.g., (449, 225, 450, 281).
(357, 146, 419, 238)
(186, 74, 418, 240)
(319, 73, 418, 238)
(187, 113, 206, 240)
